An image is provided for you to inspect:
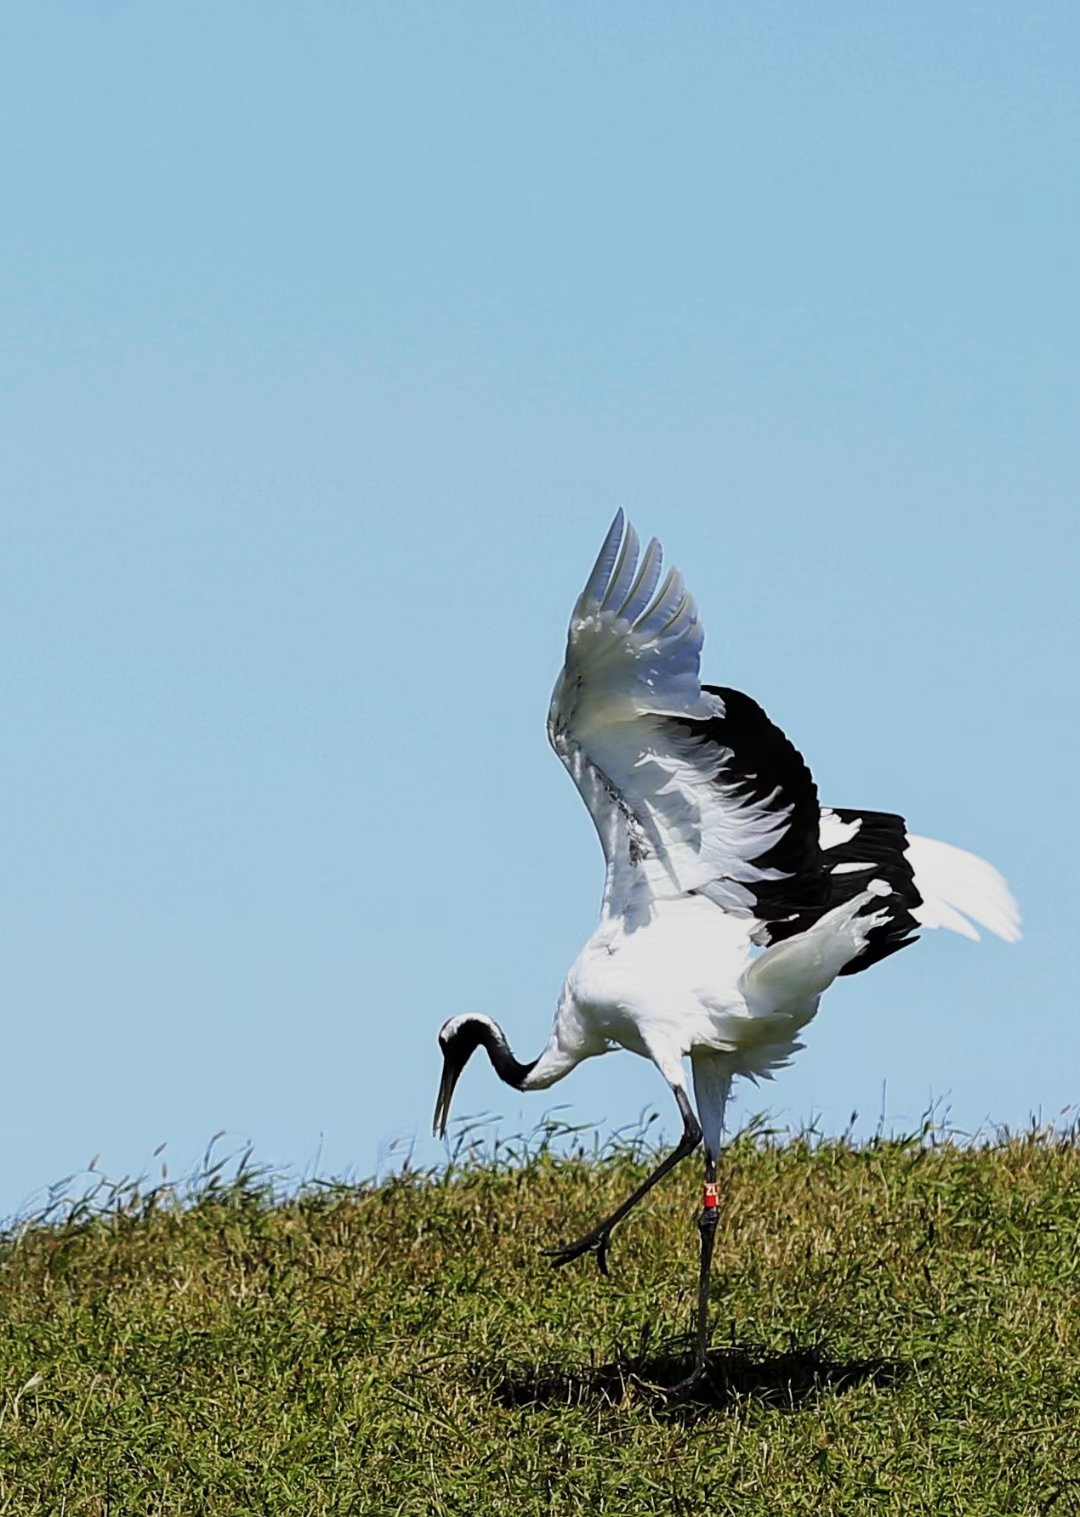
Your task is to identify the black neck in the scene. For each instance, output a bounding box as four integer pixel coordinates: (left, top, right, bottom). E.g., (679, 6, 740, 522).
(475, 1019, 537, 1090)
(444, 1016, 537, 1090)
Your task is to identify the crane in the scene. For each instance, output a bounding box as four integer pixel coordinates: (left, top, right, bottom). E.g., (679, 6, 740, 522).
(433, 512, 1020, 1390)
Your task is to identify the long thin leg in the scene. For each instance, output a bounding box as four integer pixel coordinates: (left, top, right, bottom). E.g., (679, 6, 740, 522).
(544, 1088, 702, 1275)
(667, 1152, 720, 1393)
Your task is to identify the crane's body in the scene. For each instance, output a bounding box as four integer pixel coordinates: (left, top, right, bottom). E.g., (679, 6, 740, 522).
(433, 513, 1020, 1392)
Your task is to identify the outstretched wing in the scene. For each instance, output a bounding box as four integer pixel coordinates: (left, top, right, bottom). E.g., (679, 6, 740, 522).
(547, 512, 822, 921)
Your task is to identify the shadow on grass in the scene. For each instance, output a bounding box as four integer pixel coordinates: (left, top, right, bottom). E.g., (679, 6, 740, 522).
(483, 1335, 908, 1418)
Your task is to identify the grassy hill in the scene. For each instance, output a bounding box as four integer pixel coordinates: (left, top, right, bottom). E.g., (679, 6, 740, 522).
(2, 1123, 1079, 1515)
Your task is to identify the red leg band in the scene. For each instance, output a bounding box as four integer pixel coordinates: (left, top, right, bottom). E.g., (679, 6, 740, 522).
(702, 1182, 720, 1209)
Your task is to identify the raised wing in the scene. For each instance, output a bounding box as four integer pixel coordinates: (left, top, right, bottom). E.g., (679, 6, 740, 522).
(547, 512, 821, 921)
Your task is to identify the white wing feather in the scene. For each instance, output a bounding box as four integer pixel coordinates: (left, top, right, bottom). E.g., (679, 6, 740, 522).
(907, 834, 1022, 943)
(549, 513, 792, 919)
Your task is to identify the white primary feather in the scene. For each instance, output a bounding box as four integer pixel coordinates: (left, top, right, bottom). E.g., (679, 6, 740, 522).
(906, 833, 1022, 944)
(548, 512, 793, 919)
(558, 510, 711, 724)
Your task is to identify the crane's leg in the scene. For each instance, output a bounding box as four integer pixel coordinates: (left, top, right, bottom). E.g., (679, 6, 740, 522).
(543, 1088, 702, 1275)
(666, 1151, 720, 1395)
(665, 1053, 731, 1391)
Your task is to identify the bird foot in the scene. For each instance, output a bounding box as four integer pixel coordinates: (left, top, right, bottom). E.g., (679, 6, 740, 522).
(542, 1228, 612, 1275)
(657, 1359, 708, 1400)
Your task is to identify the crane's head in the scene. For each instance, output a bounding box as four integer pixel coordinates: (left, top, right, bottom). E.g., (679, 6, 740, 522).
(433, 1015, 494, 1140)
(433, 1014, 536, 1139)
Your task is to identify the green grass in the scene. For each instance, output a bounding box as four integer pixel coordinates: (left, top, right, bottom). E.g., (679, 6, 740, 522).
(2, 1121, 1080, 1515)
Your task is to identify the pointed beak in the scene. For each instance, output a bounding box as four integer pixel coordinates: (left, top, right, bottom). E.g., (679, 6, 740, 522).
(433, 1049, 462, 1140)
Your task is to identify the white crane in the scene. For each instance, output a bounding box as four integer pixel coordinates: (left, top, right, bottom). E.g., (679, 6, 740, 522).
(433, 512, 1020, 1390)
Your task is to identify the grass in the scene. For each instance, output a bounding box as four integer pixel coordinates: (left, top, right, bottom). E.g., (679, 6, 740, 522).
(2, 1120, 1080, 1515)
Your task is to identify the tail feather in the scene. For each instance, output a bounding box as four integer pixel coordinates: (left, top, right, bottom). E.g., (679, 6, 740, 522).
(818, 807, 1021, 975)
(906, 834, 1022, 944)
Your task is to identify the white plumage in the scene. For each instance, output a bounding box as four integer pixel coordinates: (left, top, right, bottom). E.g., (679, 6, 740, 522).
(907, 833, 1022, 943)
(434, 512, 1020, 1390)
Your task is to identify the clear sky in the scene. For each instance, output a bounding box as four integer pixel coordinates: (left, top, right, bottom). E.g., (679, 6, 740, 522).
(1, 2, 1077, 1219)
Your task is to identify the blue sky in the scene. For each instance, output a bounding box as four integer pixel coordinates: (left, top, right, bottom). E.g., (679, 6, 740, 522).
(1, 2, 1077, 1218)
